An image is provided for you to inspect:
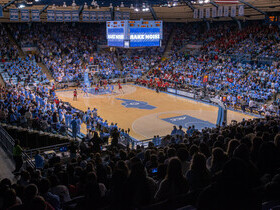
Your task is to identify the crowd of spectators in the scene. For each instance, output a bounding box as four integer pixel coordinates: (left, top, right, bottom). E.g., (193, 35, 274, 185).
(120, 48, 163, 78)
(1, 55, 49, 86)
(134, 22, 280, 113)
(1, 116, 280, 209)
(10, 23, 105, 82)
(0, 23, 19, 62)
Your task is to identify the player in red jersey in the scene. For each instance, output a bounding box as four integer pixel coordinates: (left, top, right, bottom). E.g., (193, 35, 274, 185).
(73, 89, 77, 101)
(118, 82, 124, 94)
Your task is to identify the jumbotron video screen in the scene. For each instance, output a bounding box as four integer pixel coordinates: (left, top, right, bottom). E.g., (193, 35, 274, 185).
(106, 20, 163, 48)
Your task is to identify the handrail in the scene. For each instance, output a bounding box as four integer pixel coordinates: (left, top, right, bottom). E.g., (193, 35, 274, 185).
(0, 125, 35, 169)
(24, 142, 70, 158)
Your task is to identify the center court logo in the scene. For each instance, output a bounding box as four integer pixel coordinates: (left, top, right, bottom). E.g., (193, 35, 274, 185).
(116, 98, 156, 110)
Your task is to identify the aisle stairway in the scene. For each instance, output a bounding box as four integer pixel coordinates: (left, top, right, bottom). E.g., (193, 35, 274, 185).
(0, 64, 5, 87)
(163, 29, 176, 58)
(4, 24, 25, 58)
(115, 49, 123, 71)
(37, 62, 54, 82)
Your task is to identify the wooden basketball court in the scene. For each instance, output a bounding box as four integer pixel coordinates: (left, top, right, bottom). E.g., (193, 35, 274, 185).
(56, 85, 254, 140)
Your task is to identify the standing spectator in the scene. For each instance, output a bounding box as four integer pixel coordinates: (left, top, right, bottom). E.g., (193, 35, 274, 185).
(34, 150, 44, 170)
(12, 140, 23, 174)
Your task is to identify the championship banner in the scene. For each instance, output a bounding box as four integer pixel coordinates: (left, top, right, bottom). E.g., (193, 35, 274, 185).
(238, 5, 244, 16)
(0, 5, 3, 18)
(193, 9, 198, 19)
(205, 8, 210, 18)
(47, 10, 55, 21)
(122, 12, 130, 20)
(31, 10, 40, 21)
(82, 10, 90, 21)
(97, 11, 104, 21)
(218, 6, 223, 17)
(104, 11, 111, 21)
(64, 11, 71, 22)
(21, 9, 29, 21)
(115, 11, 121, 20)
(10, 9, 19, 21)
(212, 7, 217, 18)
(72, 10, 79, 21)
(224, 6, 229, 17)
(56, 10, 63, 22)
(231, 5, 236, 17)
(199, 8, 204, 19)
(90, 11, 96, 22)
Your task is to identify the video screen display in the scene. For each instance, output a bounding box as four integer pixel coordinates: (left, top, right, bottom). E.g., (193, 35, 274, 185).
(129, 28, 161, 47)
(107, 28, 125, 47)
(106, 20, 162, 48)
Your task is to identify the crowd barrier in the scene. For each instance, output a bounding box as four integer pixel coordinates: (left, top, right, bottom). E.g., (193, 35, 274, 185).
(0, 123, 71, 150)
(167, 87, 195, 99)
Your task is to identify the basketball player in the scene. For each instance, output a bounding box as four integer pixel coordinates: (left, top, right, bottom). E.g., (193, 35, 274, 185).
(118, 82, 124, 94)
(73, 89, 77, 101)
(95, 84, 99, 94)
(83, 86, 89, 97)
(110, 84, 114, 94)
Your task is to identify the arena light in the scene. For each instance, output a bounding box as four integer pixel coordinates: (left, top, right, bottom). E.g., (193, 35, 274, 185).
(109, 3, 113, 8)
(135, 8, 139, 12)
(204, 0, 210, 3)
(84, 2, 88, 9)
(130, 4, 134, 9)
(63, 2, 67, 7)
(120, 2, 124, 7)
(18, 4, 25, 8)
(34, 0, 40, 2)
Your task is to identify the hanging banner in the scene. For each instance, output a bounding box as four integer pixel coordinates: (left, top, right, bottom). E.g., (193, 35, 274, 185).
(47, 10, 55, 21)
(231, 5, 236, 17)
(212, 7, 217, 18)
(21, 9, 29, 21)
(31, 10, 40, 21)
(90, 11, 96, 22)
(218, 6, 223, 17)
(56, 10, 63, 22)
(193, 9, 198, 19)
(97, 11, 104, 21)
(82, 10, 90, 21)
(123, 12, 130, 20)
(238, 5, 244, 16)
(199, 8, 204, 19)
(10, 9, 19, 21)
(72, 10, 79, 21)
(64, 11, 71, 22)
(205, 8, 210, 18)
(224, 6, 229, 17)
(104, 11, 111, 20)
(0, 5, 3, 18)
(115, 11, 121, 20)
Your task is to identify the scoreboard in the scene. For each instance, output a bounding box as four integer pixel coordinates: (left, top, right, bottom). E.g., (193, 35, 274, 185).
(106, 20, 163, 48)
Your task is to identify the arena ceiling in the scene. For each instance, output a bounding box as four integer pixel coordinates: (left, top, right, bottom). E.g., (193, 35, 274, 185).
(0, 0, 280, 22)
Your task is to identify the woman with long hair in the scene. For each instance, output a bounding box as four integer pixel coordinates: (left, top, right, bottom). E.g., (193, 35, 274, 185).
(186, 153, 210, 192)
(155, 157, 189, 201)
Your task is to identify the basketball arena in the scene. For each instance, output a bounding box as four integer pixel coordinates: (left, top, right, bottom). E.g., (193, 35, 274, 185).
(0, 0, 280, 209)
